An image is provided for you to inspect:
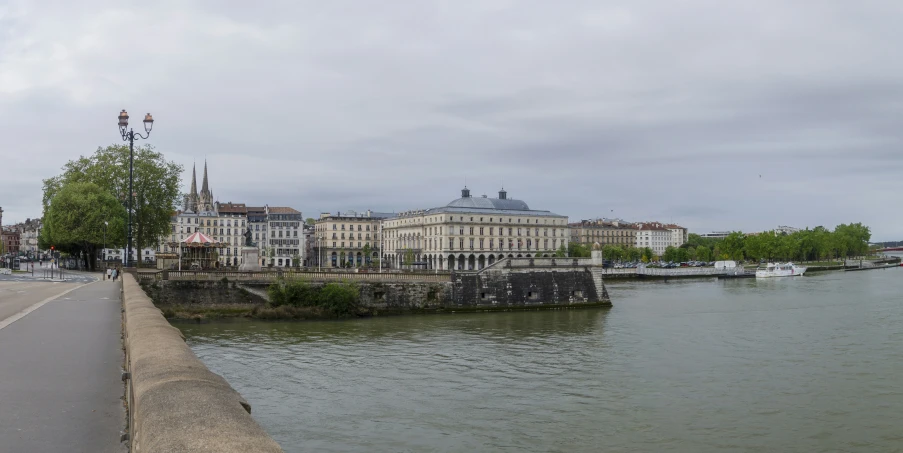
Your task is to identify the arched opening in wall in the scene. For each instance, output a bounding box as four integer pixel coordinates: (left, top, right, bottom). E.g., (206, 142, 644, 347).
(488, 254, 495, 265)
(331, 252, 337, 267)
(525, 254, 532, 258)
(478, 254, 486, 269)
(458, 254, 467, 270)
(516, 254, 523, 258)
(233, 257, 237, 266)
(468, 254, 476, 270)
(356, 252, 362, 267)
(439, 255, 444, 269)
(508, 254, 514, 258)
(543, 254, 549, 257)
(339, 252, 346, 267)
(447, 255, 455, 270)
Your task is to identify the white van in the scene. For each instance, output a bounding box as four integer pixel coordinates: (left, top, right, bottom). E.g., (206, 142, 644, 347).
(714, 260, 737, 271)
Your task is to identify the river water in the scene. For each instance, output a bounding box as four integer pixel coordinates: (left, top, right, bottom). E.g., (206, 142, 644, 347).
(179, 264, 903, 452)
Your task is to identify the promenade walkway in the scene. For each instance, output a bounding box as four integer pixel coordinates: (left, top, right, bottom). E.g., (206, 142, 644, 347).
(0, 279, 125, 453)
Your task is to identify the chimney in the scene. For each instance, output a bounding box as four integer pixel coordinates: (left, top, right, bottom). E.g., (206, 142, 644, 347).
(498, 188, 507, 200)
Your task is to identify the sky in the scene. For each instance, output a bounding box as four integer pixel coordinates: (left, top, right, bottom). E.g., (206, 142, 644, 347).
(1, 0, 901, 240)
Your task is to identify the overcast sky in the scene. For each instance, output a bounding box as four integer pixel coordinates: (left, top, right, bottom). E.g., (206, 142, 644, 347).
(2, 0, 901, 240)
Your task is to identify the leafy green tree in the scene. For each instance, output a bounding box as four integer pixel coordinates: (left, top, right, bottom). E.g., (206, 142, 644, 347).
(625, 247, 642, 262)
(721, 232, 746, 261)
(602, 245, 624, 261)
(695, 245, 711, 262)
(42, 144, 182, 263)
(568, 242, 592, 258)
(554, 245, 567, 257)
(403, 248, 415, 266)
(662, 246, 677, 262)
(641, 247, 656, 262)
(40, 182, 127, 270)
(305, 218, 316, 226)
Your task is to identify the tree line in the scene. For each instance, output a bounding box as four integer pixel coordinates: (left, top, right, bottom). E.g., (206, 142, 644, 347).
(565, 223, 872, 264)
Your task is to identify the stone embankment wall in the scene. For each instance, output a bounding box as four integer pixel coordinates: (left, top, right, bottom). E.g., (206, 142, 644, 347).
(144, 268, 609, 313)
(141, 279, 268, 306)
(454, 265, 610, 308)
(122, 274, 283, 452)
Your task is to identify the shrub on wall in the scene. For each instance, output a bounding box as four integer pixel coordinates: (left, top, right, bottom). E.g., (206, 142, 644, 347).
(267, 279, 360, 316)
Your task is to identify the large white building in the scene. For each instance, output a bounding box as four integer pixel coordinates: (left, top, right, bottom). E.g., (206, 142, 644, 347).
(382, 188, 569, 270)
(635, 222, 672, 256)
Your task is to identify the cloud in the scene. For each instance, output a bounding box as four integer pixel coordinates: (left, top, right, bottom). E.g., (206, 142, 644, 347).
(1, 0, 901, 240)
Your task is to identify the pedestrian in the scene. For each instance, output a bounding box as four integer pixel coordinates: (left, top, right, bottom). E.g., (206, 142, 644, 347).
(112, 268, 118, 281)
(106, 267, 112, 281)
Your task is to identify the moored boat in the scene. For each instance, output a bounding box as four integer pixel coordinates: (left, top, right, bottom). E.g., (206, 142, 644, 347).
(755, 262, 807, 278)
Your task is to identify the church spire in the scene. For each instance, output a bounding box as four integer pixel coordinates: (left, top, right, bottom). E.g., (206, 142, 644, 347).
(190, 163, 198, 197)
(201, 160, 210, 195)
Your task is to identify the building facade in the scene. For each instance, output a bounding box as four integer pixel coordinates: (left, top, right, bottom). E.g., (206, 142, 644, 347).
(314, 210, 390, 268)
(265, 207, 303, 267)
(664, 224, 688, 248)
(635, 222, 672, 256)
(382, 188, 569, 271)
(569, 219, 637, 248)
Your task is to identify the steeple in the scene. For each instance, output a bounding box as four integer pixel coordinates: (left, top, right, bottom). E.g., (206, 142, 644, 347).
(190, 163, 198, 198)
(201, 160, 210, 195)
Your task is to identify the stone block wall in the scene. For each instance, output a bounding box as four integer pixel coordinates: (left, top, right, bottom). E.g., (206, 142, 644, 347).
(453, 267, 609, 308)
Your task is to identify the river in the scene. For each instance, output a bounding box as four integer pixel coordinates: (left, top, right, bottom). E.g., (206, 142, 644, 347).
(178, 263, 903, 452)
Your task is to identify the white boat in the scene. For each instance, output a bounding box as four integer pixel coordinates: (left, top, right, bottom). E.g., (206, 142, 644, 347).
(755, 262, 807, 278)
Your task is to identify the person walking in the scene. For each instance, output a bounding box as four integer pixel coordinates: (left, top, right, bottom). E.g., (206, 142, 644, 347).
(112, 268, 118, 282)
(106, 267, 112, 281)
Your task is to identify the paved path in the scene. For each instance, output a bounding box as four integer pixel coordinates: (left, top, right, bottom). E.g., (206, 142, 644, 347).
(0, 280, 126, 453)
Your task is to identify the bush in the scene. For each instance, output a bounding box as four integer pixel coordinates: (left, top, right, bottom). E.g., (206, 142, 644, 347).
(267, 279, 359, 316)
(318, 282, 359, 316)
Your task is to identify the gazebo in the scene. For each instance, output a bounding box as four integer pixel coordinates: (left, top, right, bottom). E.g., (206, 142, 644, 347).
(167, 231, 230, 270)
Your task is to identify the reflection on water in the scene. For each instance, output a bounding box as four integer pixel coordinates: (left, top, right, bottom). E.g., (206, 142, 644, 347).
(180, 268, 903, 453)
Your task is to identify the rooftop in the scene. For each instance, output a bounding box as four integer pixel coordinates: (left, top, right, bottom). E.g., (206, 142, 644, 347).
(268, 207, 301, 215)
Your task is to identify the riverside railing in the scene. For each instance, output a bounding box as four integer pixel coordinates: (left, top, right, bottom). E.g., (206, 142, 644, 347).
(138, 270, 452, 283)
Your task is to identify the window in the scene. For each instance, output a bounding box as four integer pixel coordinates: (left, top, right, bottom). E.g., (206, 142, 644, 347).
(469, 238, 474, 249)
(449, 238, 454, 250)
(459, 238, 464, 249)
(469, 227, 474, 235)
(479, 227, 484, 235)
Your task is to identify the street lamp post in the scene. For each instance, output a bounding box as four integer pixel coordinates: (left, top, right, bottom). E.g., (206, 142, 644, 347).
(103, 221, 108, 268)
(117, 110, 154, 268)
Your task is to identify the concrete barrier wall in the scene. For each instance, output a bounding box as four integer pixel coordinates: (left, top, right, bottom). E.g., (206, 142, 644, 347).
(122, 274, 283, 452)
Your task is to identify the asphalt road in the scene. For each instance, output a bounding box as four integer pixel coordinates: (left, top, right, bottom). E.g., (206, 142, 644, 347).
(0, 280, 126, 453)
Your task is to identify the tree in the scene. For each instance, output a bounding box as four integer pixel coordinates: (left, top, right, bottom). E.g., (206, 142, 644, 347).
(305, 218, 316, 226)
(568, 242, 591, 258)
(641, 247, 656, 262)
(42, 144, 182, 264)
(695, 245, 711, 262)
(362, 244, 372, 266)
(625, 247, 642, 262)
(662, 246, 678, 262)
(40, 182, 127, 271)
(603, 245, 624, 261)
(554, 245, 567, 257)
(402, 248, 415, 267)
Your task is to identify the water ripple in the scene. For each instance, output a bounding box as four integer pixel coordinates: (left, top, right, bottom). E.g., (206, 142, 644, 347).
(179, 269, 903, 453)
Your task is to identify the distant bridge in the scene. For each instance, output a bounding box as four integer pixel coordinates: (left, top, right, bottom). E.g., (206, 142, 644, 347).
(880, 247, 903, 252)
